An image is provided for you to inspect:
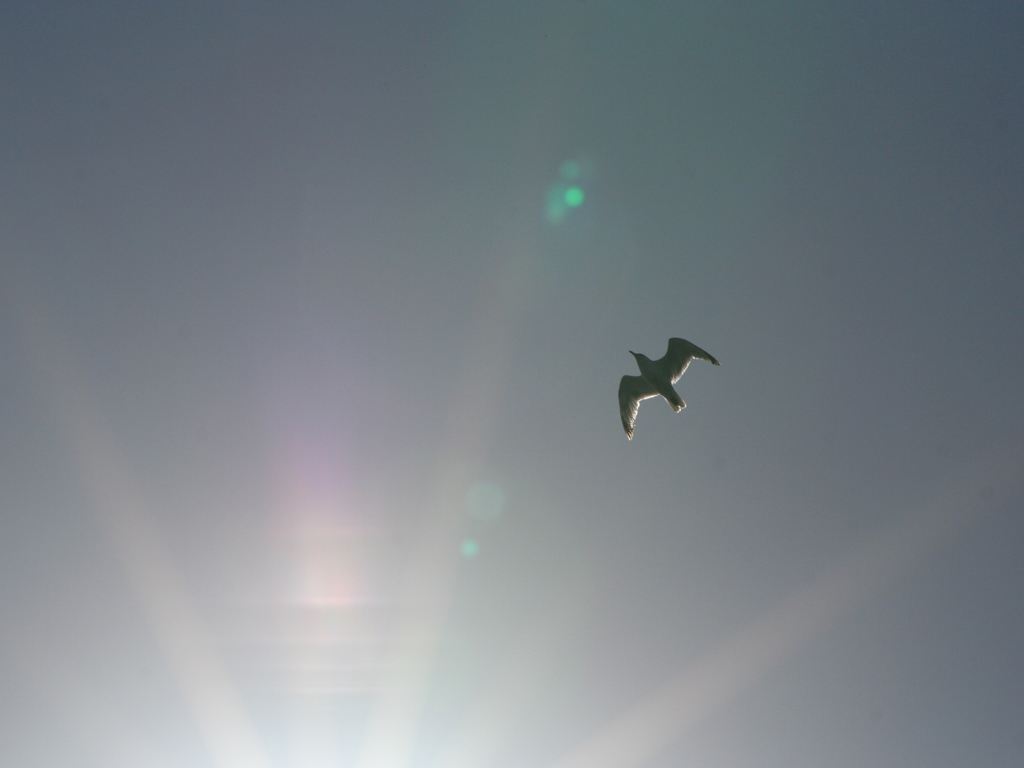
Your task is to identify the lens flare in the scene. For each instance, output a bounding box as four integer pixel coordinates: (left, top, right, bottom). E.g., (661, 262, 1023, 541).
(545, 159, 593, 224)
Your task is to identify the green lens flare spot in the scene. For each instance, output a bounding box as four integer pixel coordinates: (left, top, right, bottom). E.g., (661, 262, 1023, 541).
(564, 186, 585, 207)
(460, 538, 480, 558)
(559, 160, 581, 181)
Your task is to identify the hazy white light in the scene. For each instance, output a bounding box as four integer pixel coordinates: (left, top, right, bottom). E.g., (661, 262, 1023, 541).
(13, 290, 274, 768)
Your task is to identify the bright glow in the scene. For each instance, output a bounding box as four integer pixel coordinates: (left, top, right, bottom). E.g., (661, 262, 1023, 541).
(14, 292, 274, 768)
(546, 161, 588, 222)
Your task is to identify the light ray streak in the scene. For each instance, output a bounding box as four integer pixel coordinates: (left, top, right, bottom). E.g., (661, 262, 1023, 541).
(425, 565, 592, 768)
(3, 629, 177, 768)
(356, 222, 544, 768)
(356, 34, 591, 768)
(353, 442, 500, 768)
(9, 286, 274, 768)
(549, 460, 1014, 768)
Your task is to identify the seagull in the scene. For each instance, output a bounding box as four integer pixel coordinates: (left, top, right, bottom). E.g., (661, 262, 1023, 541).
(618, 337, 720, 440)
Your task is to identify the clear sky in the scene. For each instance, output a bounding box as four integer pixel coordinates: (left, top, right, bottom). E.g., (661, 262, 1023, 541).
(2, 2, 1023, 767)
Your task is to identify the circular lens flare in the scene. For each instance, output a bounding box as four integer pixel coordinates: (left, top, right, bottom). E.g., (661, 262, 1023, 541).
(546, 158, 591, 224)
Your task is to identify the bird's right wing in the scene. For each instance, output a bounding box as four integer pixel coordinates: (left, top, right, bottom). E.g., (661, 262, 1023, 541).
(662, 337, 721, 383)
(618, 375, 659, 440)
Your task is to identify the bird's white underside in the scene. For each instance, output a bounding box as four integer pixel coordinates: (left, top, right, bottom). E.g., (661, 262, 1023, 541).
(618, 338, 719, 439)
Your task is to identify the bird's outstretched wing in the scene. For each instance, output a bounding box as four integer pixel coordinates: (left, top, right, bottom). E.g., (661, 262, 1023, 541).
(659, 337, 721, 383)
(618, 375, 660, 440)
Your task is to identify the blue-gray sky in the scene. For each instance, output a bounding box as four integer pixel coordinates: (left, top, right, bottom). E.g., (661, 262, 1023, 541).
(2, 2, 1023, 767)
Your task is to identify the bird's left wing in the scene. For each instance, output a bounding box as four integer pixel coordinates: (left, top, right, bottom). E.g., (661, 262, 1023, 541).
(618, 375, 659, 440)
(661, 337, 721, 383)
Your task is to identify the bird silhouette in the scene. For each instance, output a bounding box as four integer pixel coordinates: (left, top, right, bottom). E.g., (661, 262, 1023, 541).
(618, 337, 720, 440)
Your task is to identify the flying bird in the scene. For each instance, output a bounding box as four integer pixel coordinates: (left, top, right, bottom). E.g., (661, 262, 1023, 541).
(618, 337, 720, 440)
